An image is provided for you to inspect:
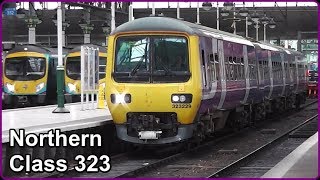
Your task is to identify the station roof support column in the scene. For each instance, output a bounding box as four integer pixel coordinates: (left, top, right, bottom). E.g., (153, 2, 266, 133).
(53, 2, 70, 113)
(111, 2, 116, 31)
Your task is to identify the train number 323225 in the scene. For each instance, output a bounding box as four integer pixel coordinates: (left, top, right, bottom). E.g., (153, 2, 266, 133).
(172, 104, 191, 108)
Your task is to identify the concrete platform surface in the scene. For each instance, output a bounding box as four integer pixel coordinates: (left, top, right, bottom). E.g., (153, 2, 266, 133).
(262, 132, 318, 178)
(2, 103, 112, 143)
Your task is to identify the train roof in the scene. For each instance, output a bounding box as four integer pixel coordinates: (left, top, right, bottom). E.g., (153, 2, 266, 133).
(7, 44, 50, 54)
(253, 41, 303, 56)
(112, 16, 305, 54)
(111, 16, 254, 46)
(6, 44, 69, 55)
(68, 44, 107, 53)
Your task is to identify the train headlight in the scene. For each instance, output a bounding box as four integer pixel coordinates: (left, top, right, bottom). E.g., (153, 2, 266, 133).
(36, 83, 45, 93)
(171, 94, 192, 103)
(6, 83, 15, 92)
(172, 95, 180, 102)
(67, 83, 76, 93)
(111, 94, 131, 104)
(179, 95, 186, 102)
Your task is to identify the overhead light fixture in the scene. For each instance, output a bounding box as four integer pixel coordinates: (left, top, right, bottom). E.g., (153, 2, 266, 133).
(239, 7, 249, 17)
(254, 22, 260, 29)
(251, 11, 260, 23)
(16, 8, 26, 19)
(78, 18, 87, 28)
(247, 18, 253, 25)
(268, 18, 276, 28)
(260, 13, 269, 24)
(220, 8, 230, 17)
(202, 2, 212, 11)
(101, 21, 111, 34)
(223, 2, 234, 11)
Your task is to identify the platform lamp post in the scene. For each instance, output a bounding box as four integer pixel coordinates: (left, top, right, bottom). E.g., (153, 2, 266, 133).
(245, 17, 253, 37)
(25, 15, 42, 44)
(53, 2, 69, 113)
(111, 2, 116, 31)
(24, 2, 42, 44)
(79, 19, 94, 44)
(196, 2, 200, 24)
(260, 13, 270, 42)
(262, 17, 276, 42)
(52, 14, 70, 47)
(220, 2, 249, 35)
(251, 11, 260, 41)
(102, 21, 111, 45)
(202, 2, 216, 28)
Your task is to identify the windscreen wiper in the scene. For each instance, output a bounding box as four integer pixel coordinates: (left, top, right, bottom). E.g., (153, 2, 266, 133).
(130, 55, 146, 76)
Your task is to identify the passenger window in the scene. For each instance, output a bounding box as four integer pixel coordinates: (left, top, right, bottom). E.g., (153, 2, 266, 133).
(201, 49, 207, 87)
(215, 54, 219, 62)
(209, 54, 214, 62)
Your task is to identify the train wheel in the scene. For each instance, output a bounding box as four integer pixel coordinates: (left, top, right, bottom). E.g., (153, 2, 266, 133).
(294, 94, 301, 109)
(286, 95, 294, 110)
(252, 103, 266, 122)
(227, 106, 250, 131)
(279, 97, 286, 112)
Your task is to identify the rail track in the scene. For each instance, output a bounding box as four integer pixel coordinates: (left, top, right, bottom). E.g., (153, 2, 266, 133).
(10, 100, 316, 178)
(206, 113, 318, 178)
(61, 99, 317, 178)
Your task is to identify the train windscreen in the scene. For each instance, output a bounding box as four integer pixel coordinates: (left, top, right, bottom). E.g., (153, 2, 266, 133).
(5, 57, 46, 81)
(113, 35, 190, 83)
(66, 57, 81, 80)
(66, 56, 107, 80)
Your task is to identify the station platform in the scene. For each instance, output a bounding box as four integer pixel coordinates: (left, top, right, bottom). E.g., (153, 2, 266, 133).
(262, 132, 318, 178)
(2, 103, 112, 143)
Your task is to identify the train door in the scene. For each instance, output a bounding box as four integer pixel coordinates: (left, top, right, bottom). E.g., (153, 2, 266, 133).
(217, 39, 226, 109)
(199, 37, 211, 94)
(210, 38, 218, 97)
(294, 56, 299, 92)
(242, 45, 249, 103)
(200, 37, 209, 94)
(280, 53, 286, 96)
(256, 49, 264, 88)
(267, 51, 273, 99)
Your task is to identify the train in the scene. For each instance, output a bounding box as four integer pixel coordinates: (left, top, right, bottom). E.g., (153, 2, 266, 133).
(105, 16, 307, 145)
(64, 44, 107, 103)
(2, 44, 68, 108)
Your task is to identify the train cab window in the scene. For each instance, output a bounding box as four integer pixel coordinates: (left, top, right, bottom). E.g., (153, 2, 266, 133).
(5, 57, 46, 81)
(66, 57, 81, 80)
(114, 35, 190, 83)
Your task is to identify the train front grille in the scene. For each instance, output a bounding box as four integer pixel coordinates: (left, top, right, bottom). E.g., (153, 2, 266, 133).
(126, 112, 179, 138)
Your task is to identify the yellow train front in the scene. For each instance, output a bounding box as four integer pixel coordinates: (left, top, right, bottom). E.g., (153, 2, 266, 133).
(2, 45, 63, 108)
(64, 44, 107, 103)
(106, 17, 203, 144)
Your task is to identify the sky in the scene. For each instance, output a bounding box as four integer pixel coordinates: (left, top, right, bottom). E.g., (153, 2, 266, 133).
(15, 2, 317, 10)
